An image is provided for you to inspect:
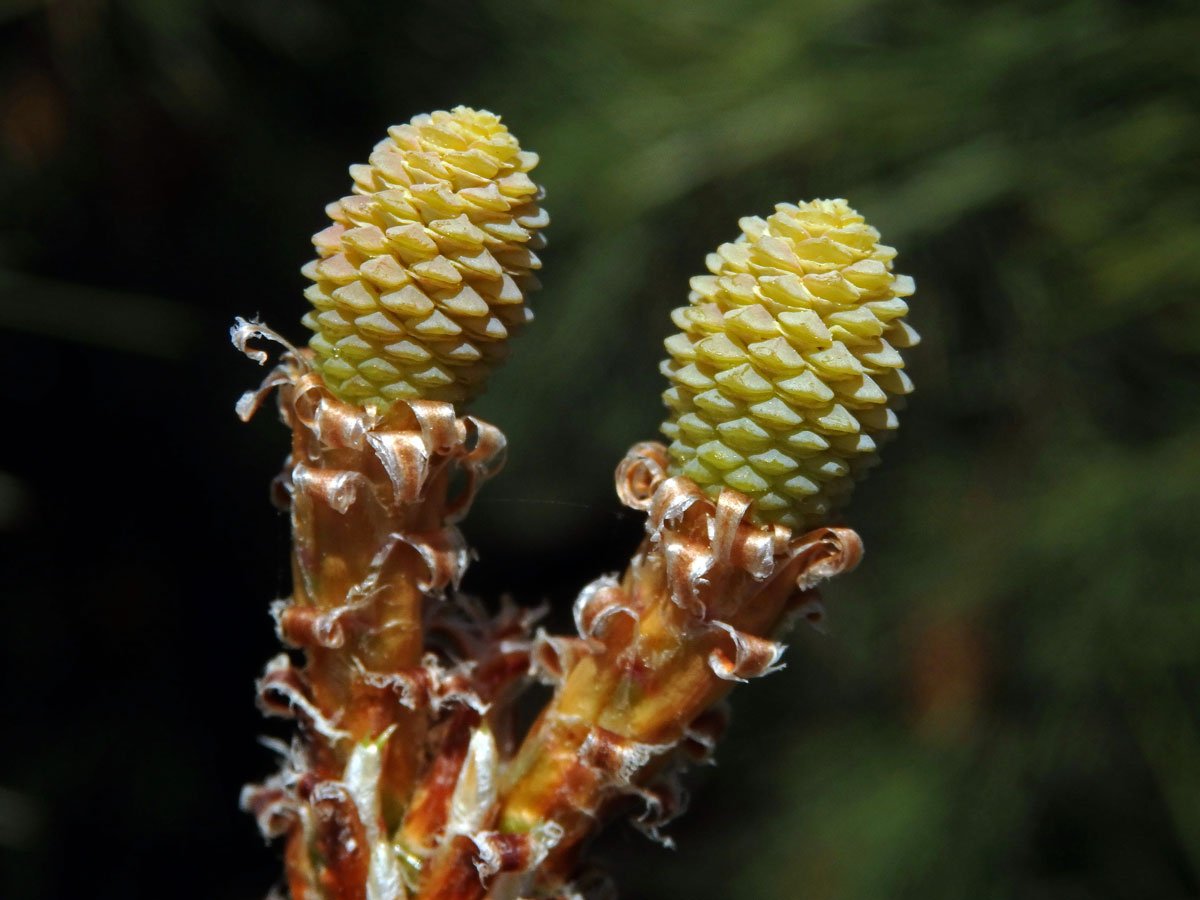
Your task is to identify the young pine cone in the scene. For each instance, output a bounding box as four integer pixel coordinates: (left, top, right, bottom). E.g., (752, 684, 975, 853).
(300, 106, 548, 409)
(660, 199, 918, 530)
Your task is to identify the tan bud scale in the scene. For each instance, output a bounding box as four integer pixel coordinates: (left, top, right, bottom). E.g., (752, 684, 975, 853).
(301, 106, 548, 408)
(660, 199, 918, 529)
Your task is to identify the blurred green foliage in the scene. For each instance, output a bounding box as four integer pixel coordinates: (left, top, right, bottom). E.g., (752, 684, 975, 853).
(1, 1, 1198, 898)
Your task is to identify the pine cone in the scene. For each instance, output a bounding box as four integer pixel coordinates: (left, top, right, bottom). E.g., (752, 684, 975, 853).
(660, 199, 918, 530)
(300, 106, 548, 408)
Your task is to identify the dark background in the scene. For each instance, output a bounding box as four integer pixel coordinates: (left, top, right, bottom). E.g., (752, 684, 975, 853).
(2, 1, 1199, 898)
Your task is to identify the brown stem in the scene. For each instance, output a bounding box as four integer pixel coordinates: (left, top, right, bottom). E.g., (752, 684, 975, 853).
(235, 333, 508, 900)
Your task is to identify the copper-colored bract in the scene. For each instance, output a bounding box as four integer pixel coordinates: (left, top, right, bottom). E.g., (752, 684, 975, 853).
(235, 322, 862, 900)
(408, 448, 861, 899)
(231, 319, 864, 900)
(234, 319, 531, 900)
(479, 443, 861, 895)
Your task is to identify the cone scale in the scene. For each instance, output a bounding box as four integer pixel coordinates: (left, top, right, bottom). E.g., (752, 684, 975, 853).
(302, 106, 548, 409)
(660, 199, 918, 529)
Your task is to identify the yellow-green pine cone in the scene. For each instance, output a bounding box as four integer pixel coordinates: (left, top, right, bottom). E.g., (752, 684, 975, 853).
(659, 199, 919, 530)
(300, 106, 549, 409)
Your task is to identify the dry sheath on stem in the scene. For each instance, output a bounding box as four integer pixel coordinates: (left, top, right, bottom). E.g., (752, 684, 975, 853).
(480, 199, 916, 893)
(234, 107, 916, 900)
(236, 106, 548, 900)
(477, 449, 862, 892)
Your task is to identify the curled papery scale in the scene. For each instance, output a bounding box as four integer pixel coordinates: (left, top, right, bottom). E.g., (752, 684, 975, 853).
(301, 106, 548, 409)
(659, 198, 918, 529)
